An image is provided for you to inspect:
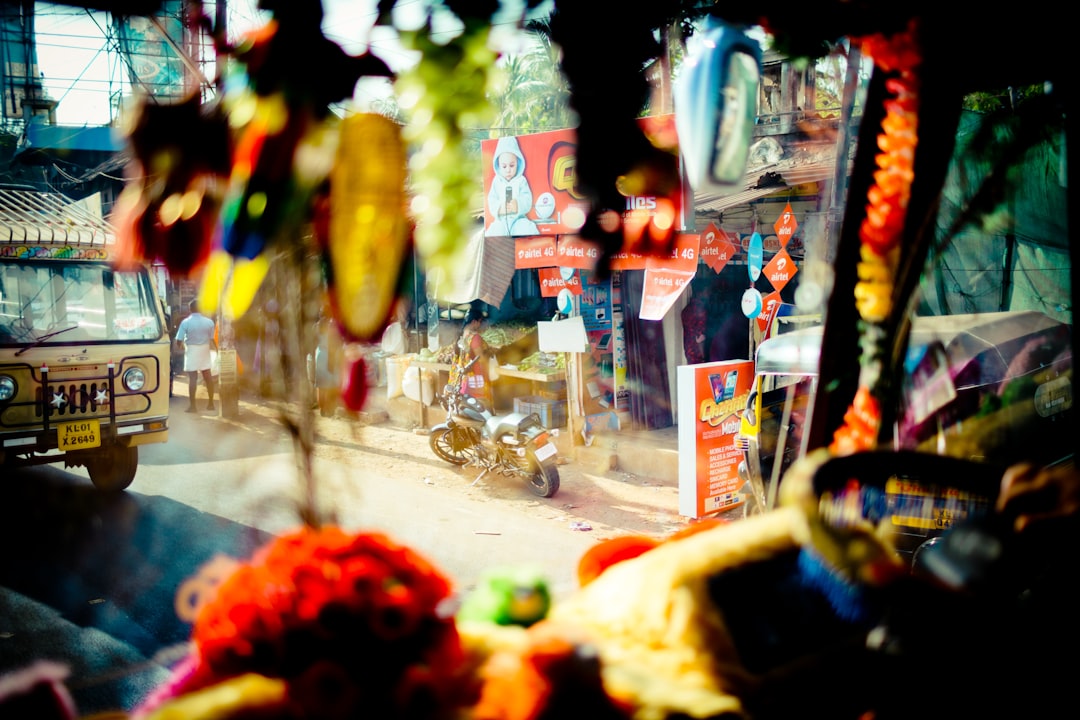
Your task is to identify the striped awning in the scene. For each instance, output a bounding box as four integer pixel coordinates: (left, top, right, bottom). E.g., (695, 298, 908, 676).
(0, 188, 114, 245)
(426, 228, 517, 307)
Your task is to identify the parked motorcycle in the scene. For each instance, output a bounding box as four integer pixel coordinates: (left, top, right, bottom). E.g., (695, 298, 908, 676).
(428, 358, 561, 498)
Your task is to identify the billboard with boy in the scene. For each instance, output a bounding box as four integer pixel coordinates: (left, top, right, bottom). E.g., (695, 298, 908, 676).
(481, 117, 683, 239)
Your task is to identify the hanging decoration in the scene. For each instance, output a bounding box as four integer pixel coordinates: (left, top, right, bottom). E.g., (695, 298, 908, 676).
(829, 20, 921, 455)
(111, 92, 231, 276)
(773, 201, 798, 248)
(112, 1, 393, 318)
(742, 231, 764, 319)
(764, 202, 799, 295)
(198, 3, 392, 319)
(320, 112, 412, 413)
(699, 222, 737, 275)
(759, 202, 799, 332)
(393, 6, 501, 283)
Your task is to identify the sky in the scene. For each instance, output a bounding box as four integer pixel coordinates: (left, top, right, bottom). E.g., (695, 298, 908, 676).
(31, 0, 548, 126)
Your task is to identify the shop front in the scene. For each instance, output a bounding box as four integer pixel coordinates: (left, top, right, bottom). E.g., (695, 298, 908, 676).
(411, 121, 837, 517)
(471, 120, 703, 448)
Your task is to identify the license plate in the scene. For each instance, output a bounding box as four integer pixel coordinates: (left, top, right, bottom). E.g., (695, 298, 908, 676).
(534, 441, 557, 462)
(58, 420, 101, 450)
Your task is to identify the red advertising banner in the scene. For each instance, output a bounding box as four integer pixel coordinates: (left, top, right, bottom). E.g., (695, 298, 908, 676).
(514, 236, 558, 268)
(556, 236, 602, 269)
(537, 267, 583, 297)
(608, 251, 648, 271)
(676, 360, 755, 518)
(639, 233, 700, 321)
(644, 233, 700, 272)
(699, 222, 737, 274)
(639, 267, 695, 321)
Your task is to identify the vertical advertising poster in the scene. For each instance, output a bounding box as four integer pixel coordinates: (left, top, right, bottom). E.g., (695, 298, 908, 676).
(611, 272, 629, 411)
(612, 309, 629, 411)
(579, 270, 615, 421)
(579, 270, 612, 332)
(116, 7, 188, 101)
(677, 360, 754, 518)
(639, 233, 700, 321)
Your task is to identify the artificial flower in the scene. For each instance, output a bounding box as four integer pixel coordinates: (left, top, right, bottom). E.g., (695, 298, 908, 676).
(137, 526, 467, 720)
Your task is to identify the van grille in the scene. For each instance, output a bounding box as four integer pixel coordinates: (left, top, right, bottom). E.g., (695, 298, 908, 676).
(36, 382, 112, 417)
(0, 355, 161, 431)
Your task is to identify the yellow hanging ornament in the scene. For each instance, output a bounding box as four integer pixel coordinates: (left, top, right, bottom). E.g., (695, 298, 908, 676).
(326, 113, 412, 342)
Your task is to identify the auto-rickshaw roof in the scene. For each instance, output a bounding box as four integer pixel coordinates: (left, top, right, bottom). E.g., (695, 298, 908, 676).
(754, 325, 825, 376)
(754, 311, 1070, 379)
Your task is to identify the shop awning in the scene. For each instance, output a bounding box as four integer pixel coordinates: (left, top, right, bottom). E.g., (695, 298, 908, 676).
(693, 146, 839, 215)
(425, 229, 516, 307)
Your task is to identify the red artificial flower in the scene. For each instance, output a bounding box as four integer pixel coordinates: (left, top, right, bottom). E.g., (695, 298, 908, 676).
(829, 385, 882, 455)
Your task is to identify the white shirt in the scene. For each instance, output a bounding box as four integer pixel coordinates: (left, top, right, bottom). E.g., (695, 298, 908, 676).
(176, 312, 216, 346)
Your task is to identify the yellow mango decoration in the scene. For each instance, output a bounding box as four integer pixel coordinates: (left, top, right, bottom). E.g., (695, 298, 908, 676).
(327, 113, 412, 342)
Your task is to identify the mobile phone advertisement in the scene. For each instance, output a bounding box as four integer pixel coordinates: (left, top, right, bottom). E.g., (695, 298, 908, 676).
(677, 359, 754, 518)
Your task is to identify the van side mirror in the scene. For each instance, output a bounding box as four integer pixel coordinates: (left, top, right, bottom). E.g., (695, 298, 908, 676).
(674, 20, 762, 192)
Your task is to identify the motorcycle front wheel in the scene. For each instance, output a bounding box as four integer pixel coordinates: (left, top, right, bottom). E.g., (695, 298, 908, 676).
(429, 426, 477, 466)
(523, 450, 560, 498)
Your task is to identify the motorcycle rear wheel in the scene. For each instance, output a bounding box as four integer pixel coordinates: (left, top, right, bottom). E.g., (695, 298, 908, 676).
(429, 426, 476, 465)
(524, 450, 560, 498)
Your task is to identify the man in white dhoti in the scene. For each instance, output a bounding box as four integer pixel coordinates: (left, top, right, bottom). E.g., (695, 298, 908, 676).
(175, 300, 218, 413)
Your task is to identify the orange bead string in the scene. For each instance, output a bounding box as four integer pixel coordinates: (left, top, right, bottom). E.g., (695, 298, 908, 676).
(829, 20, 922, 455)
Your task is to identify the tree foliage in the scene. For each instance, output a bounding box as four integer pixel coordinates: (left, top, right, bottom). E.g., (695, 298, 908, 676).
(488, 17, 574, 136)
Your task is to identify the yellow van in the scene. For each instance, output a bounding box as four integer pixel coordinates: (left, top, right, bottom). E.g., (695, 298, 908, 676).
(0, 189, 169, 491)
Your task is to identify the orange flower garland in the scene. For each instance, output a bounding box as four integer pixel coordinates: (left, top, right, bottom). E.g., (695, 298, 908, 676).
(141, 525, 469, 719)
(830, 21, 921, 455)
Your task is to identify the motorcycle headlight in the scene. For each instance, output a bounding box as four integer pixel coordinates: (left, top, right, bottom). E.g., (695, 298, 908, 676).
(0, 375, 16, 402)
(123, 367, 146, 391)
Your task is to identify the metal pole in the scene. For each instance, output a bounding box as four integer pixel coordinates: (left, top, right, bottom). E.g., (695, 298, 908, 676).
(216, 0, 228, 94)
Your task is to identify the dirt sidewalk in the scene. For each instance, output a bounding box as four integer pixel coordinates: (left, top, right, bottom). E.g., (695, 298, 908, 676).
(194, 384, 699, 542)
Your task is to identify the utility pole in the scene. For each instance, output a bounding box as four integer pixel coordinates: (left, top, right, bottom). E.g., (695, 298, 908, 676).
(215, 0, 227, 95)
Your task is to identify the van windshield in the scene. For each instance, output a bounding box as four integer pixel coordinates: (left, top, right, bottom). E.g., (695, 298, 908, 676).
(0, 261, 163, 346)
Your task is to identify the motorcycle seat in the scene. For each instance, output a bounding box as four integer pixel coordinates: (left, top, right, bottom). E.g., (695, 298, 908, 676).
(486, 412, 536, 443)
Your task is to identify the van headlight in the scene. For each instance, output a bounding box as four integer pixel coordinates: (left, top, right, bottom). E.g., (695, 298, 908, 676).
(0, 375, 16, 401)
(123, 367, 146, 391)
